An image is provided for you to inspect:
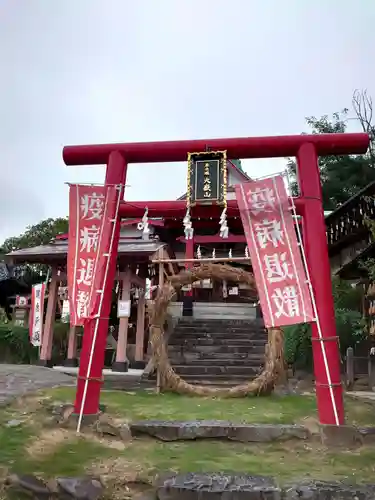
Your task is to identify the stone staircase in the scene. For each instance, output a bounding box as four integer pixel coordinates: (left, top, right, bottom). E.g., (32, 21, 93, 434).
(167, 317, 267, 386)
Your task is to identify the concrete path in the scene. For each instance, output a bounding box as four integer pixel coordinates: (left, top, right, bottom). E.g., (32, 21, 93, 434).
(0, 364, 76, 406)
(0, 364, 154, 407)
(347, 391, 375, 402)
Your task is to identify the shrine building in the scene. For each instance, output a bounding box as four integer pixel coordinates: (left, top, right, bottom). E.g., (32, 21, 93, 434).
(6, 159, 261, 384)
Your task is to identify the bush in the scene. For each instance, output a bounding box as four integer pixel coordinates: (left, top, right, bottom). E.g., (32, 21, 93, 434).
(0, 321, 71, 364)
(284, 278, 366, 370)
(284, 322, 312, 370)
(0, 324, 39, 364)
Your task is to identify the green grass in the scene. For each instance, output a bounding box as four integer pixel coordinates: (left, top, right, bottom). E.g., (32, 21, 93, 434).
(30, 440, 114, 477)
(0, 388, 375, 487)
(45, 386, 375, 426)
(0, 424, 32, 469)
(115, 440, 375, 482)
(0, 409, 35, 471)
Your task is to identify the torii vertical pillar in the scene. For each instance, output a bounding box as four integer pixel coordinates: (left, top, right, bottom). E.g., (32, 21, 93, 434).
(74, 151, 127, 417)
(39, 266, 59, 366)
(297, 143, 344, 425)
(112, 268, 132, 372)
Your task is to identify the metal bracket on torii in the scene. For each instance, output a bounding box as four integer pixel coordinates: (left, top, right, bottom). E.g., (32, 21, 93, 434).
(63, 132, 369, 427)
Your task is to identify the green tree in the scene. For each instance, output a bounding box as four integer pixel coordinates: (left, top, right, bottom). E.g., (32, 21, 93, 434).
(288, 90, 375, 211)
(2, 217, 69, 253)
(284, 277, 365, 370)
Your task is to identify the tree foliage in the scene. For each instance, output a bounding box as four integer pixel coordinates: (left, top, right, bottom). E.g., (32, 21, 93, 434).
(0, 217, 69, 298)
(284, 277, 365, 370)
(1, 217, 68, 253)
(288, 90, 375, 211)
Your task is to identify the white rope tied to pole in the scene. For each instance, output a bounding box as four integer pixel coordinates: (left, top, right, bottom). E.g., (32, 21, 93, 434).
(76, 184, 122, 433)
(284, 170, 340, 426)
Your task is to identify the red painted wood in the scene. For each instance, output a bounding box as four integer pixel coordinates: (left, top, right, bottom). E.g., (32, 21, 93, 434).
(74, 152, 127, 416)
(119, 198, 305, 218)
(177, 234, 246, 243)
(63, 133, 369, 165)
(297, 143, 344, 425)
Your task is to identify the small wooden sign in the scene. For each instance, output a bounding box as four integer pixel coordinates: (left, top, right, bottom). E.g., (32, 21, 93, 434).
(15, 295, 28, 307)
(61, 300, 70, 323)
(202, 279, 211, 289)
(13, 307, 29, 327)
(117, 299, 131, 318)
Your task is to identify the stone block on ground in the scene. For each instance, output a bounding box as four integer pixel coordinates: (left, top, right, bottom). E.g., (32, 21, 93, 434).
(57, 476, 103, 500)
(157, 473, 280, 500)
(130, 420, 309, 442)
(94, 414, 132, 441)
(6, 473, 51, 497)
(358, 426, 375, 443)
(285, 480, 375, 499)
(50, 402, 76, 425)
(320, 424, 363, 447)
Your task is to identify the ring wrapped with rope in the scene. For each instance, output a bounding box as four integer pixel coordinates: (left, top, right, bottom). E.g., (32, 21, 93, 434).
(149, 263, 286, 397)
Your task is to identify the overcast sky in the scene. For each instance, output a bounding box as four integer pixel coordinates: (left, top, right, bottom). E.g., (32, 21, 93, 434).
(1, 0, 374, 243)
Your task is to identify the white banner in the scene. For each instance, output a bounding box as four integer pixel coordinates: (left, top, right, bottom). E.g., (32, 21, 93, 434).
(29, 283, 46, 347)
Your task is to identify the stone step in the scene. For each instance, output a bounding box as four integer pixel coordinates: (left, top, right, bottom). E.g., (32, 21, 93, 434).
(168, 356, 264, 365)
(179, 374, 254, 384)
(171, 334, 266, 342)
(174, 328, 263, 335)
(169, 337, 267, 346)
(148, 374, 258, 385)
(173, 327, 266, 334)
(165, 316, 267, 385)
(193, 313, 256, 320)
(172, 365, 261, 376)
(168, 344, 266, 355)
(177, 319, 263, 327)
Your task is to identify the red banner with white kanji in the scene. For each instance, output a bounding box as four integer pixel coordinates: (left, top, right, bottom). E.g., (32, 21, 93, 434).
(29, 283, 46, 346)
(235, 175, 314, 328)
(86, 185, 121, 319)
(67, 184, 120, 326)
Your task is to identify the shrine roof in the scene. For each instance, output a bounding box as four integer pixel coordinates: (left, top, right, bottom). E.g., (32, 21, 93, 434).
(6, 239, 166, 264)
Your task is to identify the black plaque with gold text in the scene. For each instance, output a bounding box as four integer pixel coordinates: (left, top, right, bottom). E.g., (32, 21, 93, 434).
(187, 150, 227, 206)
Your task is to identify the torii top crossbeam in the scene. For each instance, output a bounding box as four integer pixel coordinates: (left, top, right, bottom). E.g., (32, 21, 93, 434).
(63, 133, 369, 165)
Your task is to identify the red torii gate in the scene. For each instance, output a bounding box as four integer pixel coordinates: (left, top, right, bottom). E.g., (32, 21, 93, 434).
(63, 132, 369, 426)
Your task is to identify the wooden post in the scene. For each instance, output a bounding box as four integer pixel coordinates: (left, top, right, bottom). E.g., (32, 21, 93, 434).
(112, 269, 131, 372)
(39, 267, 59, 367)
(346, 347, 354, 391)
(134, 290, 146, 369)
(65, 325, 78, 367)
